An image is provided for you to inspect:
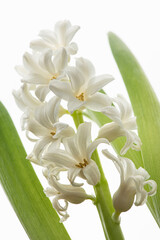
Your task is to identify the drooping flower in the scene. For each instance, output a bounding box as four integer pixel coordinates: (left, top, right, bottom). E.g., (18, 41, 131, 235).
(13, 83, 41, 130)
(30, 20, 80, 56)
(43, 174, 93, 222)
(15, 48, 68, 102)
(102, 149, 157, 222)
(26, 96, 74, 163)
(98, 95, 141, 155)
(43, 122, 109, 186)
(13, 83, 40, 111)
(49, 57, 114, 113)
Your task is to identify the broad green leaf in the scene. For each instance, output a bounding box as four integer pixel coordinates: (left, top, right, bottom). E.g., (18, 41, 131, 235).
(0, 102, 71, 240)
(108, 32, 160, 227)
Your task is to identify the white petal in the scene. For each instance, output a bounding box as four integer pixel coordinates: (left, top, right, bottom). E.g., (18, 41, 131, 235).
(55, 20, 71, 45)
(131, 175, 147, 205)
(98, 122, 124, 142)
(20, 84, 40, 109)
(46, 97, 61, 124)
(120, 131, 141, 155)
(67, 98, 85, 114)
(102, 149, 120, 162)
(122, 157, 136, 179)
(47, 139, 61, 152)
(76, 57, 95, 81)
(35, 85, 50, 102)
(43, 165, 64, 181)
(66, 25, 80, 44)
(124, 117, 137, 130)
(26, 118, 50, 137)
(120, 132, 133, 155)
(49, 80, 74, 100)
(23, 52, 41, 73)
(26, 130, 38, 142)
(22, 73, 49, 85)
(35, 103, 53, 129)
(21, 111, 32, 130)
(101, 106, 122, 126)
(39, 50, 56, 75)
(44, 187, 59, 197)
(134, 190, 147, 206)
(137, 167, 150, 180)
(15, 65, 28, 77)
(39, 30, 58, 46)
(53, 122, 74, 139)
(77, 122, 92, 158)
(30, 39, 51, 51)
(82, 160, 100, 185)
(143, 180, 157, 196)
(87, 138, 109, 160)
(86, 74, 114, 96)
(52, 196, 69, 222)
(68, 167, 83, 186)
(59, 125, 75, 139)
(86, 92, 112, 111)
(51, 178, 88, 204)
(113, 183, 135, 212)
(114, 95, 133, 120)
(31, 136, 52, 159)
(66, 66, 85, 93)
(53, 48, 68, 72)
(12, 89, 26, 111)
(102, 150, 125, 181)
(67, 42, 78, 55)
(43, 149, 76, 168)
(63, 135, 81, 162)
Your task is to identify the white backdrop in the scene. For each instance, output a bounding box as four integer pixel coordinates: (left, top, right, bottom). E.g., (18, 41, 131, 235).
(0, 0, 160, 239)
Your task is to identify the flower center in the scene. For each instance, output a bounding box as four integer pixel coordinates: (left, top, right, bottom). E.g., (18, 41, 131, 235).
(50, 73, 59, 80)
(50, 131, 56, 136)
(76, 92, 84, 101)
(75, 159, 88, 168)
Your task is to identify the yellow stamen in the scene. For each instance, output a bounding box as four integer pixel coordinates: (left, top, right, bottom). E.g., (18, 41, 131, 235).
(50, 73, 59, 80)
(76, 92, 85, 101)
(50, 131, 56, 136)
(75, 159, 89, 168)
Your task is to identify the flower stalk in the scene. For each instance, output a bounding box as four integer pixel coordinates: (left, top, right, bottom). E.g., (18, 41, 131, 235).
(71, 110, 124, 240)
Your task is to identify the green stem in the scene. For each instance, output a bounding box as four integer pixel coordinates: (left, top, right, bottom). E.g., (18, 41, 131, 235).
(71, 110, 84, 128)
(71, 110, 125, 240)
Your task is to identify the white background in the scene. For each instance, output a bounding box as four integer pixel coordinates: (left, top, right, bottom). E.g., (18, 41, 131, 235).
(0, 0, 160, 239)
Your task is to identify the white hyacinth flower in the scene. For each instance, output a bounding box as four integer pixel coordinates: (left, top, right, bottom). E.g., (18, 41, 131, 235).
(15, 48, 68, 101)
(44, 175, 93, 222)
(102, 149, 157, 222)
(49, 57, 114, 113)
(13, 83, 41, 130)
(98, 95, 142, 155)
(30, 20, 80, 56)
(26, 96, 74, 163)
(43, 122, 109, 186)
(12, 83, 40, 111)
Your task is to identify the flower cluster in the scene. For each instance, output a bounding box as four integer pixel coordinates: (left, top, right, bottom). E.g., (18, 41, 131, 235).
(14, 20, 156, 222)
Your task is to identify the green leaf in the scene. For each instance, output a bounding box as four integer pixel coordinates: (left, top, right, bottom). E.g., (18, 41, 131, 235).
(108, 32, 160, 226)
(0, 102, 71, 240)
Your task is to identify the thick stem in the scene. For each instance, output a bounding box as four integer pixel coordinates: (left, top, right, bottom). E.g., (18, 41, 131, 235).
(92, 150, 124, 240)
(71, 110, 84, 128)
(71, 110, 125, 240)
